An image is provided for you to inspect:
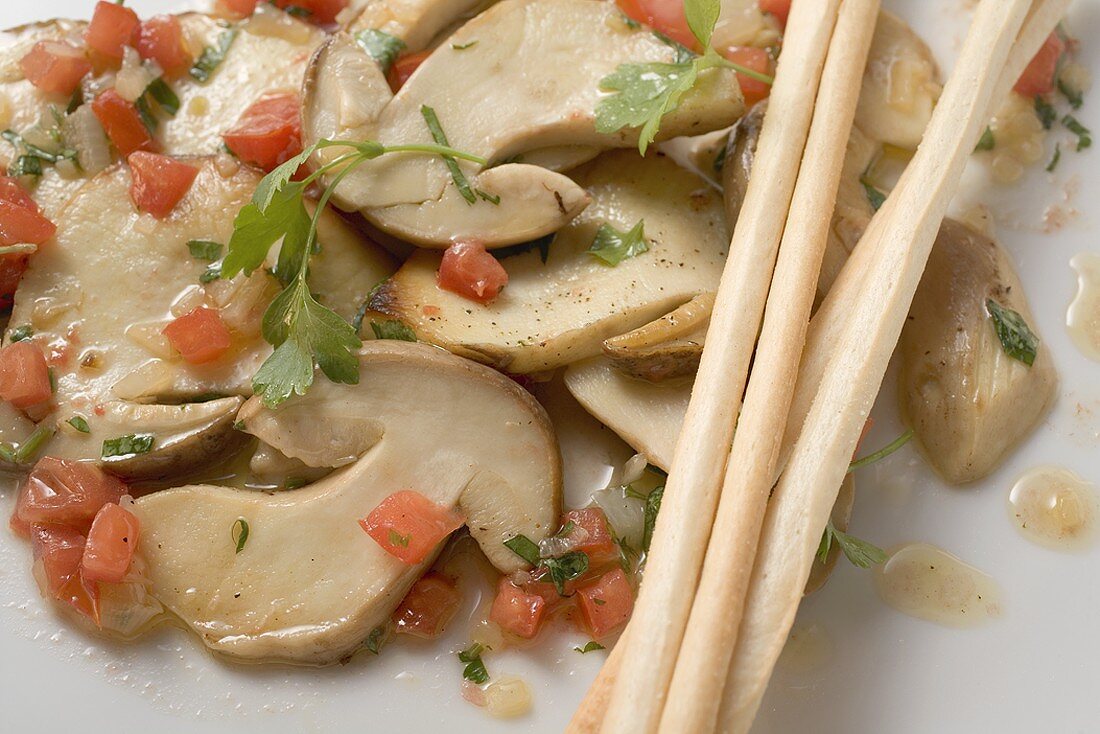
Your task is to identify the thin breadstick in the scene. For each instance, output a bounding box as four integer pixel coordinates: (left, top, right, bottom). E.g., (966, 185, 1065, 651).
(593, 2, 844, 732)
(717, 1, 1048, 731)
(658, 2, 880, 731)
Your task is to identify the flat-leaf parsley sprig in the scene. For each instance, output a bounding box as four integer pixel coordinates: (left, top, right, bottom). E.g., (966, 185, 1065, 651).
(596, 0, 774, 154)
(221, 138, 488, 407)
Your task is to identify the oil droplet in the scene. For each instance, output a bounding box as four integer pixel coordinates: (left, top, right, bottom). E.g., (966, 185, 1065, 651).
(777, 623, 833, 674)
(1067, 252, 1100, 362)
(873, 543, 1001, 627)
(1008, 466, 1096, 551)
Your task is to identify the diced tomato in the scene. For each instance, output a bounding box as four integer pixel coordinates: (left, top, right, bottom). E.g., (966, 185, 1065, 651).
(437, 242, 509, 305)
(30, 523, 100, 623)
(128, 152, 199, 219)
(489, 578, 546, 639)
(92, 89, 156, 157)
(0, 176, 38, 211)
(758, 0, 791, 27)
(0, 341, 52, 410)
(0, 254, 29, 310)
(222, 93, 303, 172)
(615, 0, 697, 52)
(162, 307, 232, 364)
(1015, 31, 1066, 97)
(81, 503, 140, 583)
(85, 1, 140, 61)
(272, 0, 349, 25)
(561, 508, 619, 567)
(387, 50, 431, 93)
(360, 490, 466, 565)
(135, 15, 192, 78)
(722, 46, 773, 106)
(523, 576, 577, 608)
(221, 0, 260, 18)
(576, 568, 634, 639)
(12, 457, 129, 536)
(0, 200, 56, 247)
(392, 573, 462, 638)
(19, 40, 92, 96)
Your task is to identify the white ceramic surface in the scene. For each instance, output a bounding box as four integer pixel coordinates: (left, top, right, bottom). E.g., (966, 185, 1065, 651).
(1, 1, 1097, 732)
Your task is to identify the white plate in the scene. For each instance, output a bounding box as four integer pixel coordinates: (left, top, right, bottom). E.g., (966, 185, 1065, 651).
(1, 1, 1098, 732)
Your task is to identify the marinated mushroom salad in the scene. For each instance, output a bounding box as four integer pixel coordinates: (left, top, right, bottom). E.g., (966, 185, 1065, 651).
(0, 0, 1089, 718)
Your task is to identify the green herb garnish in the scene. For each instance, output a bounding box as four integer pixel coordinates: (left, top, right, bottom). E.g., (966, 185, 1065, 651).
(145, 78, 180, 116)
(1057, 77, 1083, 110)
(190, 29, 238, 83)
(420, 105, 476, 204)
(1062, 114, 1092, 151)
(8, 325, 33, 342)
(370, 319, 416, 341)
(451, 41, 478, 51)
(388, 529, 412, 547)
(284, 5, 312, 18)
(4, 424, 54, 464)
(355, 29, 406, 75)
(221, 137, 486, 407)
(102, 433, 155, 458)
(1047, 143, 1062, 172)
(543, 551, 589, 595)
(187, 239, 224, 261)
(595, 0, 772, 154)
(860, 175, 886, 211)
(575, 641, 606, 653)
(366, 625, 387, 654)
(232, 517, 249, 553)
(643, 484, 663, 553)
(848, 429, 914, 473)
(986, 299, 1040, 366)
(66, 415, 90, 434)
(1034, 96, 1057, 130)
(458, 643, 490, 684)
(9, 155, 42, 177)
(974, 126, 995, 152)
(817, 521, 887, 569)
(503, 534, 541, 566)
(588, 220, 649, 265)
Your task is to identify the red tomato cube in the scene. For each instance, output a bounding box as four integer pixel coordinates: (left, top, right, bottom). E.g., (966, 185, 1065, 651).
(437, 241, 509, 305)
(1015, 31, 1066, 97)
(135, 15, 192, 78)
(0, 198, 56, 247)
(360, 490, 465, 564)
(19, 40, 92, 96)
(489, 577, 546, 639)
(758, 0, 791, 27)
(222, 93, 303, 172)
(128, 152, 199, 219)
(576, 568, 634, 639)
(85, 1, 140, 61)
(0, 341, 52, 410)
(30, 522, 100, 623)
(615, 0, 697, 53)
(220, 0, 260, 18)
(0, 176, 41, 210)
(81, 503, 140, 583)
(392, 573, 462, 638)
(272, 0, 349, 25)
(722, 46, 773, 106)
(13, 457, 129, 535)
(387, 49, 431, 93)
(562, 508, 619, 566)
(92, 89, 156, 157)
(162, 307, 232, 364)
(0, 253, 29, 310)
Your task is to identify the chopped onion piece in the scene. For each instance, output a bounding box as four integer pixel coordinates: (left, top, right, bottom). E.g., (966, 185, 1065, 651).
(592, 488, 645, 552)
(484, 676, 532, 718)
(115, 48, 156, 102)
(622, 453, 648, 485)
(246, 4, 315, 44)
(63, 105, 112, 176)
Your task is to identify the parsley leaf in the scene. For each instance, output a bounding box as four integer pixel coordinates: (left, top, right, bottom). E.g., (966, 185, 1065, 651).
(544, 551, 589, 595)
(575, 641, 606, 654)
(974, 126, 995, 152)
(102, 433, 155, 458)
(191, 29, 238, 83)
(588, 220, 649, 265)
(817, 522, 887, 569)
(355, 29, 406, 75)
(144, 78, 180, 117)
(1047, 143, 1062, 173)
(187, 239, 223, 261)
(370, 319, 416, 342)
(9, 324, 33, 342)
(222, 184, 310, 281)
(66, 415, 90, 433)
(421, 105, 477, 204)
(458, 643, 490, 684)
(504, 534, 541, 566)
(1034, 96, 1057, 130)
(366, 625, 387, 655)
(684, 0, 719, 48)
(232, 518, 249, 554)
(1062, 114, 1092, 151)
(642, 484, 664, 553)
(986, 299, 1040, 366)
(1057, 76, 1083, 110)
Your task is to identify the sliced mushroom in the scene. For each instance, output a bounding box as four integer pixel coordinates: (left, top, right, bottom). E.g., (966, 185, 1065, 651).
(898, 219, 1057, 484)
(349, 0, 493, 54)
(6, 158, 395, 475)
(303, 0, 745, 247)
(131, 341, 561, 664)
(602, 293, 714, 382)
(370, 150, 729, 373)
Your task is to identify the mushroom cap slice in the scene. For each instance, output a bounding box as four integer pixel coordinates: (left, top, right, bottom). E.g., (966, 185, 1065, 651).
(601, 293, 713, 382)
(132, 342, 561, 664)
(349, 0, 491, 53)
(370, 151, 729, 373)
(304, 0, 745, 247)
(898, 220, 1057, 484)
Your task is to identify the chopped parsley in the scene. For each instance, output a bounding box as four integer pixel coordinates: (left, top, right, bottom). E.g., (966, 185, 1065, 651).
(817, 521, 887, 569)
(458, 643, 490, 684)
(493, 234, 553, 263)
(1062, 114, 1092, 151)
(588, 220, 649, 265)
(420, 105, 477, 204)
(1046, 143, 1062, 173)
(187, 239, 224, 261)
(232, 518, 250, 554)
(2, 424, 54, 464)
(1034, 96, 1057, 130)
(388, 529, 412, 547)
(451, 41, 478, 51)
(190, 29, 238, 83)
(986, 299, 1040, 366)
(102, 433, 155, 459)
(66, 415, 90, 434)
(1057, 77, 1083, 110)
(974, 126, 995, 152)
(543, 551, 589, 595)
(503, 534, 541, 566)
(860, 175, 886, 211)
(355, 29, 406, 75)
(144, 78, 180, 117)
(366, 625, 387, 655)
(370, 319, 416, 342)
(1, 128, 77, 177)
(8, 325, 33, 342)
(642, 485, 664, 553)
(575, 641, 606, 654)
